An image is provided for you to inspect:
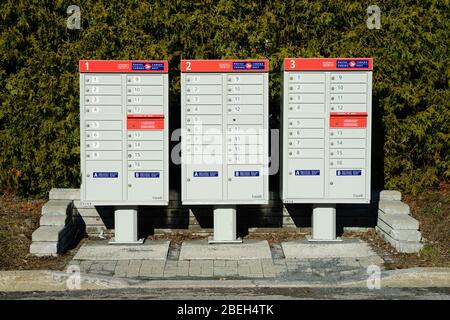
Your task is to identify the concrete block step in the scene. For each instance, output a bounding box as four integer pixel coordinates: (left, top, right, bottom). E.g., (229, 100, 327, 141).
(32, 225, 74, 242)
(49, 188, 80, 200)
(41, 199, 72, 216)
(378, 211, 419, 230)
(39, 214, 69, 226)
(29, 242, 58, 256)
(379, 190, 402, 201)
(376, 227, 423, 253)
(377, 219, 422, 242)
(379, 200, 410, 215)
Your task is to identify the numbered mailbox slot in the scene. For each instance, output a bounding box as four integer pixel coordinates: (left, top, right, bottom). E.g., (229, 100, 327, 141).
(288, 72, 325, 83)
(186, 74, 222, 84)
(227, 124, 264, 134)
(85, 95, 121, 105)
(85, 120, 122, 131)
(288, 104, 325, 114)
(288, 128, 325, 139)
(288, 138, 324, 149)
(127, 75, 164, 85)
(227, 94, 263, 105)
(329, 138, 366, 149)
(288, 118, 324, 129)
(329, 128, 366, 139)
(227, 134, 263, 145)
(227, 154, 264, 165)
(288, 149, 324, 159)
(127, 130, 164, 141)
(185, 134, 223, 145)
(228, 114, 263, 125)
(227, 84, 263, 95)
(289, 93, 325, 104)
(86, 150, 122, 161)
(186, 115, 222, 125)
(227, 105, 263, 115)
(127, 150, 163, 161)
(329, 149, 366, 159)
(330, 83, 367, 93)
(186, 105, 222, 115)
(329, 158, 366, 168)
(227, 74, 264, 84)
(330, 103, 367, 113)
(186, 85, 222, 95)
(287, 158, 324, 199)
(85, 105, 122, 117)
(128, 160, 164, 171)
(185, 165, 222, 200)
(186, 95, 222, 105)
(127, 85, 163, 95)
(330, 93, 367, 104)
(329, 169, 366, 199)
(288, 83, 325, 93)
(330, 73, 367, 83)
(86, 140, 122, 151)
(127, 140, 163, 151)
(126, 95, 163, 106)
(127, 105, 164, 115)
(85, 85, 121, 95)
(227, 165, 264, 200)
(227, 144, 263, 155)
(86, 130, 122, 141)
(85, 75, 121, 85)
(186, 124, 222, 135)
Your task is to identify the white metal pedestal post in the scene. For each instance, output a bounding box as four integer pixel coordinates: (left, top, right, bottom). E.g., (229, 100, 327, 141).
(109, 206, 144, 244)
(307, 204, 341, 242)
(209, 206, 242, 244)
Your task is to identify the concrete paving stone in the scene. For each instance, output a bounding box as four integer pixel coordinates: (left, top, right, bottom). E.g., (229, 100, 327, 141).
(73, 241, 170, 261)
(176, 261, 190, 276)
(126, 260, 142, 278)
(358, 255, 385, 268)
(101, 261, 118, 272)
(49, 188, 80, 200)
(114, 260, 129, 277)
(190, 260, 214, 277)
(79, 260, 93, 273)
(379, 190, 402, 201)
(89, 262, 103, 272)
(377, 211, 419, 230)
(41, 200, 72, 216)
(225, 260, 238, 268)
(282, 239, 380, 259)
(379, 200, 410, 215)
(179, 240, 271, 260)
(338, 258, 362, 268)
(238, 260, 263, 278)
(377, 219, 422, 241)
(273, 259, 287, 266)
(214, 266, 238, 277)
(261, 259, 276, 278)
(140, 260, 165, 277)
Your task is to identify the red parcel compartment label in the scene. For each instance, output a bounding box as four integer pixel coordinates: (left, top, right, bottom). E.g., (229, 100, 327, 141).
(127, 117, 164, 130)
(330, 115, 367, 128)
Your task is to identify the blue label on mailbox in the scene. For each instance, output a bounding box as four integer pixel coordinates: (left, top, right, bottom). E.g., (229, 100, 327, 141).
(233, 61, 265, 70)
(295, 170, 320, 176)
(134, 172, 160, 178)
(336, 170, 362, 176)
(193, 171, 219, 177)
(336, 60, 369, 68)
(234, 171, 260, 177)
(93, 172, 118, 178)
(132, 62, 165, 71)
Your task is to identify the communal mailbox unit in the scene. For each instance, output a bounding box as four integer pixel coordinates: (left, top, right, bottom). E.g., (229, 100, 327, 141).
(79, 60, 169, 243)
(180, 59, 269, 242)
(281, 58, 373, 240)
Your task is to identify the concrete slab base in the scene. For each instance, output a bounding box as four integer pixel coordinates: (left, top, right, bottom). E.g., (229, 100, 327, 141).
(73, 240, 170, 261)
(179, 240, 272, 260)
(208, 236, 242, 244)
(108, 238, 145, 245)
(282, 239, 380, 259)
(306, 235, 342, 242)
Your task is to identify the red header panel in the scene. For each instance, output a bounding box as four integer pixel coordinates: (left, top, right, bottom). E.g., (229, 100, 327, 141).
(127, 116, 164, 130)
(284, 58, 373, 71)
(79, 60, 168, 73)
(181, 60, 269, 73)
(330, 115, 367, 128)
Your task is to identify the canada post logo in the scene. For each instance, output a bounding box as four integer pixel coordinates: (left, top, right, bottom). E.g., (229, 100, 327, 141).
(132, 62, 165, 71)
(336, 60, 369, 68)
(233, 61, 265, 70)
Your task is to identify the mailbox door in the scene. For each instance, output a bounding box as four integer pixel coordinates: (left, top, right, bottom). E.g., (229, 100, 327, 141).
(227, 165, 264, 200)
(329, 169, 366, 199)
(85, 161, 122, 201)
(127, 171, 163, 201)
(185, 165, 223, 200)
(287, 159, 324, 199)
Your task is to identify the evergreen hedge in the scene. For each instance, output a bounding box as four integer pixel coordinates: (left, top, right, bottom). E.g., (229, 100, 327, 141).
(0, 0, 449, 197)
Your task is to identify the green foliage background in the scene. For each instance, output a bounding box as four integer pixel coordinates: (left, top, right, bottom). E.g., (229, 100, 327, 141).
(0, 0, 449, 197)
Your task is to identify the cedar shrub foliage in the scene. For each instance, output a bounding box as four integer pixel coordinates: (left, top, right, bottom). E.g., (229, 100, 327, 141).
(0, 0, 448, 197)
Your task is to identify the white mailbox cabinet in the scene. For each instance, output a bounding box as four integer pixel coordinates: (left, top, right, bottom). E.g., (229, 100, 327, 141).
(281, 58, 372, 205)
(181, 60, 269, 205)
(79, 60, 169, 208)
(79, 60, 169, 244)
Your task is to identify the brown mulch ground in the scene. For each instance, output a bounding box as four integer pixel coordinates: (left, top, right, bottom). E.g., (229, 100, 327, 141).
(1, 183, 448, 271)
(0, 194, 76, 271)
